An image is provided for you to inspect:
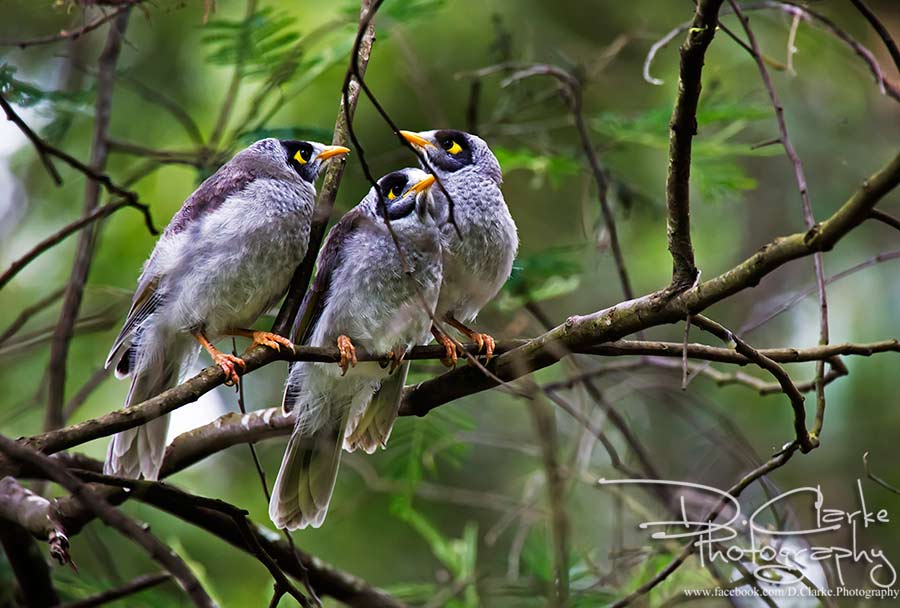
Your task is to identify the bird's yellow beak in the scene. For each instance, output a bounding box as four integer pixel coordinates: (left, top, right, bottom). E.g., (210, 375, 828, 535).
(406, 174, 436, 195)
(317, 145, 351, 160)
(400, 130, 434, 149)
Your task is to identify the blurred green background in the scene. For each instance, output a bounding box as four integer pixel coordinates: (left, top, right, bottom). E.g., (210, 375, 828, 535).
(1, 0, 899, 606)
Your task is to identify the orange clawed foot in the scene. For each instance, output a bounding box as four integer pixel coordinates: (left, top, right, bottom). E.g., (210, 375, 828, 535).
(226, 328, 294, 353)
(431, 326, 458, 368)
(337, 335, 357, 376)
(248, 330, 294, 353)
(194, 331, 246, 386)
(448, 317, 496, 363)
(214, 352, 245, 386)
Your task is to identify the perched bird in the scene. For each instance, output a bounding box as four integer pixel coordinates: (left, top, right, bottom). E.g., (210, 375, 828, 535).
(104, 138, 349, 480)
(399, 129, 517, 364)
(270, 168, 442, 530)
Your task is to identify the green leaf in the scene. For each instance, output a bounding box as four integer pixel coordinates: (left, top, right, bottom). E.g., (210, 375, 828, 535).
(499, 246, 583, 309)
(591, 101, 780, 159)
(201, 7, 302, 79)
(493, 146, 581, 189)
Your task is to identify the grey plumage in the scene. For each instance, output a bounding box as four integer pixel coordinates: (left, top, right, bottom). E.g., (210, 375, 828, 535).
(401, 129, 518, 338)
(105, 138, 346, 480)
(270, 168, 442, 530)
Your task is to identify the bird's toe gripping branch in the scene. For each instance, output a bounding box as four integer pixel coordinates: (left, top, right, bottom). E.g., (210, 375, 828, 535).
(194, 331, 246, 386)
(337, 334, 358, 376)
(431, 325, 458, 368)
(225, 328, 295, 354)
(448, 317, 496, 363)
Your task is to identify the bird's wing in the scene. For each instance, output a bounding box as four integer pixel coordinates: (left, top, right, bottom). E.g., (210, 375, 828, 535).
(293, 206, 368, 345)
(105, 273, 162, 373)
(165, 163, 258, 236)
(106, 163, 259, 372)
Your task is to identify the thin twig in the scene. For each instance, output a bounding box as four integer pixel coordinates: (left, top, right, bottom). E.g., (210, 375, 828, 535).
(0, 1, 143, 49)
(728, 0, 828, 444)
(0, 287, 65, 345)
(850, 0, 900, 76)
(499, 63, 636, 301)
(0, 198, 156, 290)
(692, 314, 814, 451)
(56, 573, 171, 608)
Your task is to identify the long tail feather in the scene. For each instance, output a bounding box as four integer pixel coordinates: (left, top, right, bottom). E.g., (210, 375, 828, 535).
(104, 333, 193, 480)
(269, 416, 347, 530)
(344, 362, 407, 454)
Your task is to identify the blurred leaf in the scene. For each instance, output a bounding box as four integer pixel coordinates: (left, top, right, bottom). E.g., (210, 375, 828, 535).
(694, 159, 759, 203)
(493, 146, 581, 189)
(591, 102, 780, 159)
(339, 0, 448, 24)
(0, 64, 92, 143)
(382, 407, 474, 487)
(499, 246, 583, 309)
(0, 64, 93, 111)
(202, 7, 301, 79)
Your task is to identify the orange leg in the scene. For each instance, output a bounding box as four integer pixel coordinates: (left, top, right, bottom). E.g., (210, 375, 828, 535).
(431, 325, 458, 368)
(448, 316, 495, 362)
(225, 328, 295, 353)
(337, 335, 357, 376)
(194, 331, 245, 386)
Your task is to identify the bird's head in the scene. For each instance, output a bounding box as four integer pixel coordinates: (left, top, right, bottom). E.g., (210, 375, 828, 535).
(372, 167, 438, 226)
(277, 139, 350, 183)
(239, 138, 350, 183)
(399, 129, 502, 185)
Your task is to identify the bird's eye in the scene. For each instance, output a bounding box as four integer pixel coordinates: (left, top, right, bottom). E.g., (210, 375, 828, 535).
(387, 184, 403, 200)
(441, 138, 463, 155)
(294, 149, 311, 165)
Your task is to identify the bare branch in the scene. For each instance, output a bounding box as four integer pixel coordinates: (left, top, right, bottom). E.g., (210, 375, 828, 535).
(0, 199, 157, 290)
(0, 1, 143, 49)
(727, 0, 829, 444)
(665, 0, 724, 291)
(850, 0, 900, 76)
(270, 1, 375, 337)
(0, 436, 216, 608)
(57, 573, 171, 608)
(691, 315, 813, 451)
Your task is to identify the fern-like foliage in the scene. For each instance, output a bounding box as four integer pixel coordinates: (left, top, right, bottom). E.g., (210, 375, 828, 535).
(201, 7, 301, 80)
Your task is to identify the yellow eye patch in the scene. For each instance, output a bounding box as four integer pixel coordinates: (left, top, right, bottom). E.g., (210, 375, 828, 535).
(446, 140, 462, 155)
(294, 150, 308, 164)
(387, 185, 402, 200)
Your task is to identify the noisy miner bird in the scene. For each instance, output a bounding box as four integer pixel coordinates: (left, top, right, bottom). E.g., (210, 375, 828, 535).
(104, 138, 349, 480)
(400, 129, 517, 364)
(270, 168, 442, 530)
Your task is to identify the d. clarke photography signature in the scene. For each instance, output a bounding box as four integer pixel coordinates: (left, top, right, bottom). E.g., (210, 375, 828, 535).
(599, 478, 897, 591)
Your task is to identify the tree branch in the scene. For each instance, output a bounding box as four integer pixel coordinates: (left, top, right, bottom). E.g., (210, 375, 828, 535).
(57, 573, 171, 608)
(0, 436, 215, 608)
(270, 0, 376, 337)
(665, 0, 724, 291)
(400, 150, 900, 417)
